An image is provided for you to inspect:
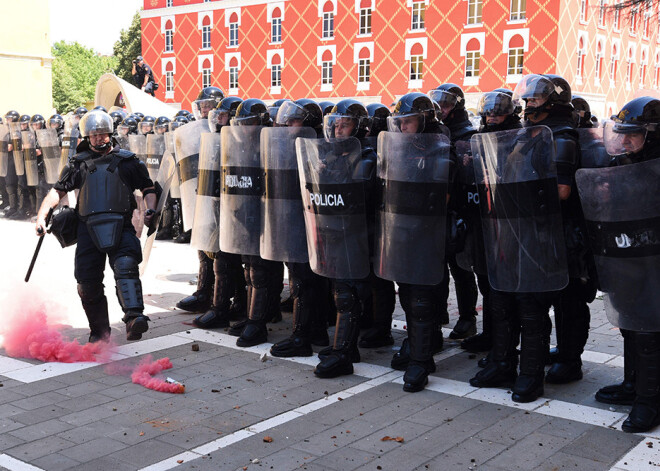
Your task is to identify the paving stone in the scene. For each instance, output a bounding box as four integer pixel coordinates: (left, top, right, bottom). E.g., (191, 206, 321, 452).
(476, 409, 551, 445)
(559, 426, 643, 465)
(310, 445, 379, 470)
(0, 417, 24, 434)
(539, 451, 621, 471)
(31, 452, 81, 471)
(59, 436, 129, 462)
(8, 418, 73, 441)
(10, 405, 71, 426)
(292, 416, 387, 456)
(417, 436, 508, 469)
(350, 419, 432, 455)
(232, 447, 317, 471)
(0, 431, 26, 450)
(536, 418, 593, 440)
(58, 380, 113, 398)
(56, 421, 127, 445)
(110, 438, 186, 468)
(10, 391, 68, 411)
(156, 424, 225, 448)
(67, 455, 138, 471)
(4, 435, 74, 460)
(485, 432, 572, 470)
(406, 394, 481, 427)
(351, 446, 434, 471)
(56, 392, 116, 411)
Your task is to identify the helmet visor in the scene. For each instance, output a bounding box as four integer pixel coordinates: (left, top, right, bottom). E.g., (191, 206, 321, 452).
(512, 74, 554, 111)
(230, 115, 263, 126)
(603, 120, 648, 155)
(276, 101, 308, 126)
(477, 92, 515, 117)
(208, 109, 230, 132)
(323, 114, 358, 139)
(386, 113, 425, 133)
(138, 121, 153, 135)
(192, 98, 218, 120)
(154, 123, 169, 134)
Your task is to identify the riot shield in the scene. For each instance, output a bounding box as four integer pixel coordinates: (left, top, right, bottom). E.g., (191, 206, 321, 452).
(128, 134, 147, 164)
(59, 121, 78, 174)
(22, 131, 38, 186)
(139, 152, 178, 276)
(374, 132, 451, 285)
(295, 136, 370, 279)
(174, 120, 206, 231)
(471, 126, 568, 292)
(10, 123, 24, 176)
(577, 128, 609, 169)
(36, 129, 61, 184)
(0, 124, 9, 177)
(115, 134, 129, 151)
(260, 126, 317, 263)
(146, 134, 166, 182)
(576, 159, 660, 331)
(164, 132, 181, 198)
(454, 139, 488, 275)
(219, 125, 264, 256)
(191, 132, 221, 253)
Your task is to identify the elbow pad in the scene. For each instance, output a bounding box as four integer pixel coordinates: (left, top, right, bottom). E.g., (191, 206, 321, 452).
(554, 137, 578, 185)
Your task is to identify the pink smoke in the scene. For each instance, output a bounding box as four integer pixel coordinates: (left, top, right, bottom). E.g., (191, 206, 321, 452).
(131, 356, 185, 394)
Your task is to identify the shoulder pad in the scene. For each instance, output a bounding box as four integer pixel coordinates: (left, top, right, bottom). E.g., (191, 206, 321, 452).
(552, 126, 579, 139)
(115, 148, 137, 159)
(72, 150, 95, 162)
(554, 136, 578, 166)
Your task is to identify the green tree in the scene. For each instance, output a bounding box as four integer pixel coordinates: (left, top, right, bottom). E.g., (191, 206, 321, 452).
(113, 11, 142, 83)
(51, 41, 117, 113)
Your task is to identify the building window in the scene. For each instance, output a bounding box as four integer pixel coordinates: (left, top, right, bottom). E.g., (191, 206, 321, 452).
(229, 13, 239, 47)
(271, 15, 282, 43)
(271, 65, 282, 87)
(167, 0, 173, 7)
(202, 59, 212, 88)
(465, 51, 480, 78)
(411, 1, 425, 30)
(625, 60, 632, 85)
(580, 0, 587, 22)
(654, 64, 660, 88)
(577, 50, 584, 81)
(595, 53, 603, 82)
(508, 47, 524, 75)
(510, 0, 526, 20)
(229, 67, 238, 90)
(630, 8, 637, 35)
(359, 5, 372, 35)
(322, 2, 334, 38)
(410, 54, 423, 81)
(201, 17, 211, 49)
(614, 4, 620, 30)
(643, 7, 650, 38)
(640, 64, 647, 86)
(322, 61, 333, 85)
(165, 63, 174, 93)
(598, 0, 605, 27)
(467, 0, 482, 25)
(358, 58, 370, 84)
(165, 21, 174, 52)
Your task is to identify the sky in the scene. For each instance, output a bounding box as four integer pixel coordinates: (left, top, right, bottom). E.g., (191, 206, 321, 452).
(49, 0, 144, 55)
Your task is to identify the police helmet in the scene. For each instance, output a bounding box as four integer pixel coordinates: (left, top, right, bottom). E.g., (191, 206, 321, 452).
(93, 105, 107, 113)
(323, 99, 368, 139)
(512, 74, 572, 117)
(4, 110, 20, 123)
(388, 92, 436, 133)
(604, 96, 660, 155)
(193, 86, 225, 119)
(29, 114, 45, 131)
(209, 97, 243, 132)
(79, 110, 114, 138)
(572, 95, 592, 128)
(318, 101, 336, 116)
(267, 99, 291, 122)
(117, 116, 139, 136)
(154, 116, 171, 134)
(73, 106, 88, 118)
(109, 111, 125, 131)
(48, 114, 64, 132)
(138, 115, 156, 135)
(275, 99, 322, 128)
(231, 98, 271, 126)
(169, 115, 189, 132)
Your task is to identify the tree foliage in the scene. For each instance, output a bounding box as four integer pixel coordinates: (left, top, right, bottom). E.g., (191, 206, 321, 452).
(113, 11, 142, 83)
(51, 41, 117, 114)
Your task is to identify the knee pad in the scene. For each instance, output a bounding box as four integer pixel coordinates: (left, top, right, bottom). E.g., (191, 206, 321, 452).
(399, 285, 435, 319)
(113, 256, 139, 280)
(77, 282, 105, 305)
(334, 287, 358, 313)
(250, 264, 271, 289)
(214, 253, 232, 274)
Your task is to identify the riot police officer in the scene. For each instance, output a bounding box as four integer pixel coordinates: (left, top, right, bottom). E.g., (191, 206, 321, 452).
(572, 95, 593, 129)
(191, 96, 248, 330)
(35, 110, 157, 342)
(584, 97, 660, 433)
(429, 83, 480, 341)
(3, 110, 21, 218)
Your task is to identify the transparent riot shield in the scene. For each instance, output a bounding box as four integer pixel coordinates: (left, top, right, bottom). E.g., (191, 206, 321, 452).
(576, 159, 660, 331)
(10, 123, 24, 176)
(59, 121, 78, 174)
(139, 153, 178, 276)
(146, 134, 166, 182)
(219, 125, 264, 256)
(295, 136, 370, 279)
(128, 134, 147, 164)
(174, 120, 207, 231)
(0, 124, 9, 177)
(37, 129, 61, 184)
(454, 139, 488, 275)
(577, 128, 609, 169)
(115, 134, 129, 151)
(374, 132, 451, 285)
(260, 126, 317, 263)
(191, 132, 221, 253)
(471, 126, 568, 292)
(164, 132, 180, 198)
(22, 131, 38, 186)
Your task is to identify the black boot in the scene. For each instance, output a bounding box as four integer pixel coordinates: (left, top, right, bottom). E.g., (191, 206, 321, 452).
(237, 262, 271, 347)
(391, 326, 442, 371)
(124, 312, 150, 341)
(622, 332, 660, 433)
(314, 285, 361, 378)
(596, 332, 636, 405)
(79, 283, 112, 343)
(545, 360, 583, 384)
(174, 229, 191, 243)
(449, 314, 477, 340)
(177, 251, 214, 312)
(510, 300, 547, 403)
(403, 316, 437, 393)
(193, 254, 237, 329)
(461, 288, 492, 352)
(359, 278, 395, 348)
(270, 292, 313, 357)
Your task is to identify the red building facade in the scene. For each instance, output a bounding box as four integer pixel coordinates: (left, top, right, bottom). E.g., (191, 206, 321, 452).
(141, 0, 660, 119)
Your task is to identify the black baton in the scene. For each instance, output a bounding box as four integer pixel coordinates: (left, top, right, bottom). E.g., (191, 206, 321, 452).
(25, 207, 54, 283)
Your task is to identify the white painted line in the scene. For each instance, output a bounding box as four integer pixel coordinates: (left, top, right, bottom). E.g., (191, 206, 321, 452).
(611, 438, 660, 470)
(0, 454, 45, 471)
(246, 411, 302, 433)
(0, 356, 34, 374)
(607, 355, 626, 368)
(3, 361, 101, 383)
(140, 451, 201, 471)
(581, 350, 617, 364)
(113, 335, 192, 356)
(192, 429, 254, 456)
(465, 387, 542, 411)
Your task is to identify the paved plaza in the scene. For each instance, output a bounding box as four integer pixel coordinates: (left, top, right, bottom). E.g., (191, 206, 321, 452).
(0, 218, 658, 471)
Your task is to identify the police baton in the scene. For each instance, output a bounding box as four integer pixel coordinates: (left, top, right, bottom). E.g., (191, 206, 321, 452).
(25, 207, 54, 283)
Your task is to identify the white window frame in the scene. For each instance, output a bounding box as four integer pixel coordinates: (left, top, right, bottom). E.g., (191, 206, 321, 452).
(358, 58, 370, 87)
(353, 42, 374, 90)
(224, 52, 241, 95)
(510, 0, 526, 21)
(598, 0, 606, 27)
(267, 50, 284, 95)
(225, 8, 241, 48)
(409, 55, 423, 83)
(322, 11, 334, 38)
(167, 0, 173, 7)
(271, 64, 282, 89)
(507, 47, 524, 77)
(465, 50, 480, 85)
(317, 45, 336, 91)
(229, 66, 238, 90)
(165, 29, 174, 53)
(580, 0, 587, 23)
(271, 17, 282, 43)
(321, 61, 333, 87)
(202, 68, 211, 88)
(162, 58, 176, 99)
(229, 22, 238, 46)
(405, 37, 427, 88)
(359, 7, 372, 35)
(466, 0, 483, 26)
(577, 50, 585, 84)
(411, 0, 425, 31)
(201, 24, 211, 49)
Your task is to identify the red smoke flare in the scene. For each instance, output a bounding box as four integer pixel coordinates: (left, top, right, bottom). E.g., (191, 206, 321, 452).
(131, 356, 185, 394)
(0, 299, 113, 363)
